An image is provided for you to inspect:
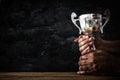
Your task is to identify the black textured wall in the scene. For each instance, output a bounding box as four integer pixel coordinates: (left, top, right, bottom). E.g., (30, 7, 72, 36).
(0, 0, 119, 71)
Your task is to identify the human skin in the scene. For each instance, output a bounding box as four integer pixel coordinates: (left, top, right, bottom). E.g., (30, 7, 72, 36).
(74, 35, 120, 75)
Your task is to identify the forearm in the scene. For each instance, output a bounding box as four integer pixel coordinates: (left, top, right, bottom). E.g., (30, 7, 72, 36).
(104, 40, 120, 55)
(96, 38, 120, 55)
(101, 46, 120, 56)
(102, 40, 120, 47)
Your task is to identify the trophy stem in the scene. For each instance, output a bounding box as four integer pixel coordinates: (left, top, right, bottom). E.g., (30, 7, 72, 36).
(92, 44, 96, 50)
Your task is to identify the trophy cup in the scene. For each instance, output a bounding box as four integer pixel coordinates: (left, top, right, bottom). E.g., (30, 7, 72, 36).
(71, 9, 110, 50)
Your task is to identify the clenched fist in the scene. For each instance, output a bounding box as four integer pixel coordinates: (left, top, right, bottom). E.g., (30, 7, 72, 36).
(74, 35, 120, 75)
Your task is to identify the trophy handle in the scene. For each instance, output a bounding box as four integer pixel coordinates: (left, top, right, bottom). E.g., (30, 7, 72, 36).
(71, 12, 82, 34)
(101, 9, 111, 33)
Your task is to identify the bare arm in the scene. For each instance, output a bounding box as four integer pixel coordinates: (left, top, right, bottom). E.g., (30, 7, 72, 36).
(95, 37, 120, 55)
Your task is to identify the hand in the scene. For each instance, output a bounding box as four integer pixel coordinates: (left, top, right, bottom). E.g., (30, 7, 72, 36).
(77, 50, 117, 75)
(74, 35, 120, 75)
(74, 35, 120, 55)
(74, 35, 94, 55)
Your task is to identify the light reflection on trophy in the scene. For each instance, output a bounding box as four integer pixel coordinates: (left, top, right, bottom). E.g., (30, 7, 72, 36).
(71, 9, 110, 50)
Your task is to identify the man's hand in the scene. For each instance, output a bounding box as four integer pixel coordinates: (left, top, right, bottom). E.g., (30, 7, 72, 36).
(77, 50, 116, 75)
(74, 35, 120, 75)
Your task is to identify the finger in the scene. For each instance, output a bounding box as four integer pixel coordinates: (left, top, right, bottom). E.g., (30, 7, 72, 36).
(78, 60, 88, 66)
(74, 35, 83, 43)
(79, 65, 89, 71)
(78, 60, 87, 66)
(79, 41, 93, 52)
(85, 52, 95, 63)
(88, 37, 94, 42)
(81, 46, 91, 55)
(80, 60, 87, 65)
(77, 71, 85, 75)
(78, 35, 89, 42)
(79, 62, 94, 70)
(80, 55, 88, 60)
(79, 59, 93, 66)
(77, 70, 92, 75)
(78, 64, 97, 74)
(77, 35, 93, 43)
(78, 38, 89, 47)
(74, 37, 79, 43)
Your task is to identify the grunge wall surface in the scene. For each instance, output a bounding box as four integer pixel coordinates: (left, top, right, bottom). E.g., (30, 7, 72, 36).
(0, 0, 119, 71)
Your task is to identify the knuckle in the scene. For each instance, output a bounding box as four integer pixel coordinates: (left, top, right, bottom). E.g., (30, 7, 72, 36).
(79, 47, 83, 52)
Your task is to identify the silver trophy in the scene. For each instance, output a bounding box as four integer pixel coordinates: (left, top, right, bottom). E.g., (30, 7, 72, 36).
(71, 9, 110, 50)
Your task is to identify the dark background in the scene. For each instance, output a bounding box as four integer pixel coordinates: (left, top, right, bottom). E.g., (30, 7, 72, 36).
(0, 0, 119, 72)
